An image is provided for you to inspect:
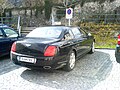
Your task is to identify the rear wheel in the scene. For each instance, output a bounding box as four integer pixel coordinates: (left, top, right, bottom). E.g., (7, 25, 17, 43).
(89, 42, 95, 54)
(63, 51, 76, 71)
(116, 57, 120, 63)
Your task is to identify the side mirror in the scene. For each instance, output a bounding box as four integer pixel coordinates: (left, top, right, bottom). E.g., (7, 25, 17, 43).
(88, 33, 92, 37)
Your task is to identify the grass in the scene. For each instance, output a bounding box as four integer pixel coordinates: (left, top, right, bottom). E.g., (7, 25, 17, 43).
(95, 44, 116, 49)
(94, 38, 117, 49)
(79, 22, 120, 49)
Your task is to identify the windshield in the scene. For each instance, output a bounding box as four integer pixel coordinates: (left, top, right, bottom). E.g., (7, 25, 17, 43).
(26, 27, 63, 39)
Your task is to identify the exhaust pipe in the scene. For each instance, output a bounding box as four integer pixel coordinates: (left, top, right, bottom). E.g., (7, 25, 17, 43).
(43, 66, 51, 69)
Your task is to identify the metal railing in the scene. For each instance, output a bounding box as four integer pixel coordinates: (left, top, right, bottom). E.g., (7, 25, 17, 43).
(55, 13, 120, 25)
(79, 14, 120, 24)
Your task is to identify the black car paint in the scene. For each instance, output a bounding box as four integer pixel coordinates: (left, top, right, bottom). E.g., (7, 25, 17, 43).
(11, 26, 94, 69)
(115, 45, 120, 63)
(0, 27, 18, 57)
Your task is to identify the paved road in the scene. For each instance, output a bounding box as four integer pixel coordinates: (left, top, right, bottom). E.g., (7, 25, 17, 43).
(0, 49, 120, 90)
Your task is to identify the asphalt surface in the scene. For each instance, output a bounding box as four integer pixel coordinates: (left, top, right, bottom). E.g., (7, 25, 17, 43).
(0, 49, 120, 90)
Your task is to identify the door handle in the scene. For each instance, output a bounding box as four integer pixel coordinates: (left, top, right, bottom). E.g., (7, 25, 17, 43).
(67, 42, 71, 44)
(67, 41, 73, 44)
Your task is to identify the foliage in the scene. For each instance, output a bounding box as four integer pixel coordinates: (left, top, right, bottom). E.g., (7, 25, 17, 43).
(56, 9, 65, 20)
(79, 22, 120, 48)
(0, 0, 11, 15)
(45, 0, 52, 20)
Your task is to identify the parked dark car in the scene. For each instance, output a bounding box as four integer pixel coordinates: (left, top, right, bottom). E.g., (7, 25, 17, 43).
(11, 26, 95, 71)
(115, 34, 120, 63)
(0, 24, 19, 57)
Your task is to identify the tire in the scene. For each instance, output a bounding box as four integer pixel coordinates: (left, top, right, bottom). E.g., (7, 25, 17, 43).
(89, 42, 95, 54)
(63, 51, 76, 71)
(116, 57, 120, 63)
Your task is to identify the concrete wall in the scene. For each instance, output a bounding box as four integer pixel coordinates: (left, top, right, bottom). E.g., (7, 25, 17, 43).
(21, 27, 37, 35)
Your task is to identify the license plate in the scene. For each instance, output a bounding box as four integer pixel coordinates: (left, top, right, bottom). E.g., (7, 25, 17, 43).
(17, 56, 36, 64)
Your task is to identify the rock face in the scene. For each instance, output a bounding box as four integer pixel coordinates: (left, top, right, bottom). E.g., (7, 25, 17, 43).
(3, 0, 120, 27)
(21, 15, 48, 27)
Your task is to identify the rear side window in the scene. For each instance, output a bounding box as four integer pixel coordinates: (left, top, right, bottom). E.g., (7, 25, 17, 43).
(3, 28, 18, 37)
(63, 30, 74, 40)
(79, 28, 87, 37)
(71, 28, 81, 38)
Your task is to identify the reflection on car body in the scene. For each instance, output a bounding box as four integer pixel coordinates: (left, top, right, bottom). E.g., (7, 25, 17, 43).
(11, 26, 95, 71)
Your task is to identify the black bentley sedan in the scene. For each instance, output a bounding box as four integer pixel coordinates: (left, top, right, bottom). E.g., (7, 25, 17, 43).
(11, 26, 95, 71)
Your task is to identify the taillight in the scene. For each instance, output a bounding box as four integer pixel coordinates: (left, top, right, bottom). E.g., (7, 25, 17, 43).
(118, 34, 120, 45)
(11, 42, 16, 52)
(44, 46, 57, 57)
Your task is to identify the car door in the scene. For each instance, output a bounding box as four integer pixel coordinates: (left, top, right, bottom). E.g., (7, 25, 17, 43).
(71, 27, 87, 57)
(0, 29, 11, 56)
(3, 28, 18, 52)
(79, 28, 91, 53)
(59, 29, 75, 58)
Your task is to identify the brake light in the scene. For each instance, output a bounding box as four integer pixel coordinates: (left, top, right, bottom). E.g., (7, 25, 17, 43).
(118, 34, 120, 45)
(44, 46, 57, 57)
(11, 42, 16, 52)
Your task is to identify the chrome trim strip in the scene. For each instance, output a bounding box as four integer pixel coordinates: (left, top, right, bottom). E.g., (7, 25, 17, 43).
(57, 61, 67, 64)
(11, 51, 34, 57)
(11, 51, 49, 59)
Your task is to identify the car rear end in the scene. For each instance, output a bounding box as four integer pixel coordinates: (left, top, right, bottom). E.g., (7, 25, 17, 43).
(115, 34, 120, 63)
(13, 24, 73, 69)
(11, 39, 68, 69)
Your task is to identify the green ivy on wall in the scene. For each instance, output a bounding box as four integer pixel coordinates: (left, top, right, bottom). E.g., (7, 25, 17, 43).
(45, 0, 52, 20)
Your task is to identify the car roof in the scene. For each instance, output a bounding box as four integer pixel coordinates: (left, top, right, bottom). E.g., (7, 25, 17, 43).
(35, 25, 79, 29)
(0, 24, 9, 28)
(45, 25, 79, 28)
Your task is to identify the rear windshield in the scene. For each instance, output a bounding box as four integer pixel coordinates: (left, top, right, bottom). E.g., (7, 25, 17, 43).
(26, 27, 63, 39)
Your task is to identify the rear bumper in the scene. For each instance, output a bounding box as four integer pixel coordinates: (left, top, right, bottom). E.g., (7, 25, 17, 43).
(11, 52, 67, 69)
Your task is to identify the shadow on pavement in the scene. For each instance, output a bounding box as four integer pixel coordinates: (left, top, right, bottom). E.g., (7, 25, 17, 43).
(20, 50, 113, 90)
(0, 55, 20, 75)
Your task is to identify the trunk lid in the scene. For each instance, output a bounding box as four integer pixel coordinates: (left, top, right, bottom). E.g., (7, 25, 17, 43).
(16, 38, 60, 57)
